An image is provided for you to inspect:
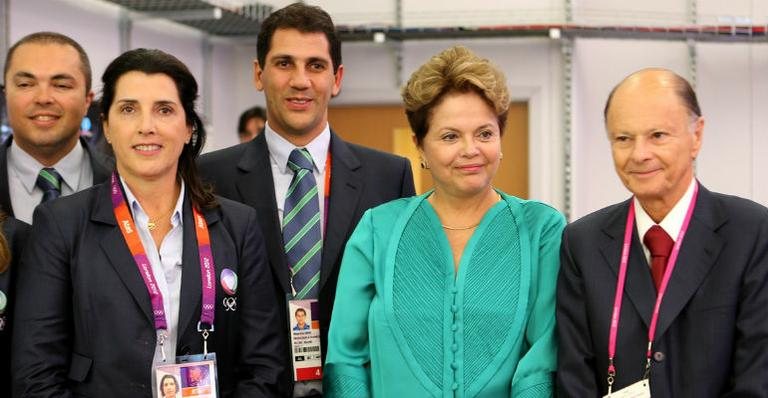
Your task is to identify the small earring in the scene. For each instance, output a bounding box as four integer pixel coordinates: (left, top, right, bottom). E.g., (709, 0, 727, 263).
(419, 158, 429, 169)
(499, 152, 504, 160)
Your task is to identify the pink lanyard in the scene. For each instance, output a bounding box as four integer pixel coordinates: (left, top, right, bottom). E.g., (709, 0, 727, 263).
(111, 173, 217, 357)
(606, 184, 699, 389)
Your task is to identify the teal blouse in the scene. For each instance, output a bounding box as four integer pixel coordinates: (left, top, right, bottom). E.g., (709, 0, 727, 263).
(324, 192, 565, 397)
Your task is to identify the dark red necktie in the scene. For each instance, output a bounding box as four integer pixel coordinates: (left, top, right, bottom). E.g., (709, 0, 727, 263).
(643, 225, 674, 291)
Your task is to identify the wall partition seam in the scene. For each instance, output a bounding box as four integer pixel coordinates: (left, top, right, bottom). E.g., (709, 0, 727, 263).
(561, 37, 573, 222)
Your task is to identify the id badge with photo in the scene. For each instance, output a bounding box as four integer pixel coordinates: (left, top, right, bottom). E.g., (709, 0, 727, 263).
(288, 298, 323, 381)
(603, 379, 651, 398)
(154, 353, 219, 398)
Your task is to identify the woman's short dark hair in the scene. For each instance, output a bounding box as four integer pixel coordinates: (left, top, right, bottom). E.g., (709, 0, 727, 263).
(100, 48, 216, 209)
(401, 46, 510, 146)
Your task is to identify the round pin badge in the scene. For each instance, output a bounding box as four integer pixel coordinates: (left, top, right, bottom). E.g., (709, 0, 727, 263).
(220, 268, 238, 296)
(0, 290, 7, 314)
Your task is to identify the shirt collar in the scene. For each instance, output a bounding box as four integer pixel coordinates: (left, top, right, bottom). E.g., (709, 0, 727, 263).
(634, 177, 697, 242)
(120, 176, 186, 228)
(263, 121, 330, 174)
(9, 138, 86, 194)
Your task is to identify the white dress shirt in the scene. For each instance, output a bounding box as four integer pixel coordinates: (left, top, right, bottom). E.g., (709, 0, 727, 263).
(264, 122, 330, 237)
(120, 177, 185, 365)
(634, 178, 697, 265)
(7, 139, 93, 224)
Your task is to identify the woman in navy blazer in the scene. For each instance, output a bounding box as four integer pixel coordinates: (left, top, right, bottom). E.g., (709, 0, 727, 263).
(0, 213, 30, 398)
(12, 49, 285, 397)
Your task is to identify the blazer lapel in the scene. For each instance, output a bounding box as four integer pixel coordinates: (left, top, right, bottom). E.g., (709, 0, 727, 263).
(0, 139, 13, 217)
(599, 199, 656, 329)
(655, 184, 725, 338)
(83, 138, 115, 184)
(94, 182, 155, 326)
(320, 132, 363, 290)
(235, 134, 291, 293)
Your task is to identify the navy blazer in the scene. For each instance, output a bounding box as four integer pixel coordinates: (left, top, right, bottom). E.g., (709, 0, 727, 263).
(12, 181, 286, 398)
(199, 131, 415, 393)
(0, 136, 114, 217)
(0, 217, 30, 398)
(557, 183, 768, 397)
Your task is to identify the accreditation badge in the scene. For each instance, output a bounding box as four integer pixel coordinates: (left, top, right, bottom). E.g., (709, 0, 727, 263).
(154, 354, 219, 398)
(0, 289, 7, 332)
(603, 379, 650, 398)
(288, 298, 322, 381)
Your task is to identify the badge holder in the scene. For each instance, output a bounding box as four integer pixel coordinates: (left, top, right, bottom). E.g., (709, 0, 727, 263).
(0, 289, 7, 332)
(154, 324, 219, 398)
(603, 379, 650, 398)
(287, 296, 323, 381)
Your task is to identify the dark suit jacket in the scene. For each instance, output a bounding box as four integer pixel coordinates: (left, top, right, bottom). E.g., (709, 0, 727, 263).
(198, 131, 415, 392)
(12, 181, 286, 398)
(0, 136, 114, 216)
(557, 183, 768, 397)
(0, 217, 31, 398)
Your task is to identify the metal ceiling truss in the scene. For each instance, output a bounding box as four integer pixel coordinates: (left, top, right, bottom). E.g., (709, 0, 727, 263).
(101, 1, 767, 44)
(103, 0, 272, 36)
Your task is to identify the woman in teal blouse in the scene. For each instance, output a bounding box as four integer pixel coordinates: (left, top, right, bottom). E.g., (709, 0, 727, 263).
(324, 46, 565, 397)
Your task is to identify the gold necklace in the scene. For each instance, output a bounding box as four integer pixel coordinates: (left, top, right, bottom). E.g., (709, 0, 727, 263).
(147, 207, 174, 231)
(441, 222, 480, 231)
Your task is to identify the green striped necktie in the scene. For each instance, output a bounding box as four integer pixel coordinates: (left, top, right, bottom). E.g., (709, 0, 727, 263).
(36, 167, 63, 204)
(283, 148, 322, 299)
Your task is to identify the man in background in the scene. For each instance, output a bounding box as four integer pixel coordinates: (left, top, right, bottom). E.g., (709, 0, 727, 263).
(1, 31, 112, 224)
(237, 105, 266, 142)
(557, 68, 768, 397)
(199, 3, 414, 396)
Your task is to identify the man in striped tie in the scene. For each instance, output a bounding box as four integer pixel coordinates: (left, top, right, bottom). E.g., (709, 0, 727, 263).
(199, 4, 415, 396)
(1, 32, 113, 224)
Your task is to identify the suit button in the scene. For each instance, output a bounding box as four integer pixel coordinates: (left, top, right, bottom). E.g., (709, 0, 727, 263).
(653, 351, 665, 362)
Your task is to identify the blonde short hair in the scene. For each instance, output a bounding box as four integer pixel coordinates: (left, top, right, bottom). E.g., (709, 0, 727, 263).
(401, 45, 510, 144)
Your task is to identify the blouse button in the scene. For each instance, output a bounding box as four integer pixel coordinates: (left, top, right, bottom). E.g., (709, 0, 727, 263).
(452, 383, 459, 390)
(451, 362, 459, 370)
(451, 344, 458, 352)
(451, 324, 458, 332)
(451, 305, 458, 313)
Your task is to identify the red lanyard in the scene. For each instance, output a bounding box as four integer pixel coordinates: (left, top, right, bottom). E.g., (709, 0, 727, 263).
(606, 184, 699, 387)
(111, 173, 217, 335)
(322, 151, 331, 236)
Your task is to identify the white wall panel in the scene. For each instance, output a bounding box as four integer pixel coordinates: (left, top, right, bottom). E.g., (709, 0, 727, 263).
(569, 39, 690, 220)
(696, 43, 754, 199)
(750, 46, 768, 206)
(8, 0, 122, 92)
(573, 0, 688, 25)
